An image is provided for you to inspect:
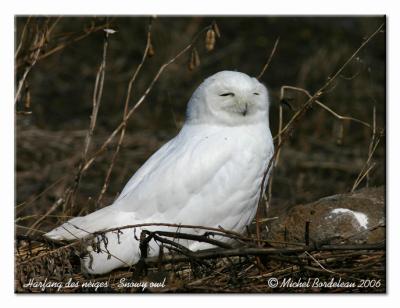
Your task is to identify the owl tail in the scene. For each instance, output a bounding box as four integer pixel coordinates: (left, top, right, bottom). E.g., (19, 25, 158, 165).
(44, 207, 142, 274)
(44, 206, 117, 241)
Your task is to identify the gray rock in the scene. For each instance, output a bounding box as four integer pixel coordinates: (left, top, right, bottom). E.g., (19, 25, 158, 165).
(267, 186, 385, 246)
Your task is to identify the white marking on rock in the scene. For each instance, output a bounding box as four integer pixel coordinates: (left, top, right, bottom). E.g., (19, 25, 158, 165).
(329, 208, 369, 229)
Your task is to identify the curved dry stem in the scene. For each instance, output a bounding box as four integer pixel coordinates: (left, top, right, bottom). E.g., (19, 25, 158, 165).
(257, 37, 280, 80)
(276, 85, 372, 142)
(96, 20, 153, 207)
(79, 23, 213, 175)
(255, 22, 385, 245)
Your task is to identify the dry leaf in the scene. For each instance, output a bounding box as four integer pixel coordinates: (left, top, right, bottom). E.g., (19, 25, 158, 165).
(212, 21, 221, 38)
(148, 41, 155, 57)
(188, 48, 200, 71)
(205, 29, 216, 52)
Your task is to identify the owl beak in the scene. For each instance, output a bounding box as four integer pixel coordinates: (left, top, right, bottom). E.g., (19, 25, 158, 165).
(235, 97, 249, 116)
(241, 103, 248, 116)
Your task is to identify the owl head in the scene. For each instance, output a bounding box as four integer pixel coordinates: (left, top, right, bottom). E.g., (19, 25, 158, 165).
(186, 71, 270, 126)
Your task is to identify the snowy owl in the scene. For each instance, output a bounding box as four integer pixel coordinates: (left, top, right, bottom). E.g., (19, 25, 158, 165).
(45, 71, 274, 274)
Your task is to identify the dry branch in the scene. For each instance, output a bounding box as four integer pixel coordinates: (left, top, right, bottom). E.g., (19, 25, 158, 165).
(352, 107, 382, 191)
(278, 85, 372, 133)
(15, 18, 60, 105)
(257, 37, 280, 80)
(68, 29, 113, 213)
(15, 20, 112, 69)
(96, 20, 153, 207)
(76, 23, 214, 181)
(255, 22, 385, 243)
(142, 242, 384, 265)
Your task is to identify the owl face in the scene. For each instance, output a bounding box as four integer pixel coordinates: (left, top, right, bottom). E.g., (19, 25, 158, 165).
(186, 71, 270, 126)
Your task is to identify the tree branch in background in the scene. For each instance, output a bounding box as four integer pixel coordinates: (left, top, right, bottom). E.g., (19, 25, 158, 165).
(15, 19, 113, 69)
(15, 17, 31, 60)
(255, 22, 385, 245)
(77, 23, 214, 180)
(68, 29, 113, 213)
(15, 18, 60, 106)
(257, 37, 280, 80)
(96, 20, 153, 208)
(352, 108, 382, 192)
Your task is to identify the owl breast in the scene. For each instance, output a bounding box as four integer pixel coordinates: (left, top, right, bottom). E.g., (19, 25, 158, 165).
(173, 123, 273, 233)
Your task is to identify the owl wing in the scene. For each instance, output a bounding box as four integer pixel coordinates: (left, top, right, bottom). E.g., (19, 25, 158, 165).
(45, 124, 270, 241)
(112, 124, 239, 221)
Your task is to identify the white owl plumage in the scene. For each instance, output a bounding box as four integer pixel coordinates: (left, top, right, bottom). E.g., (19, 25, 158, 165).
(45, 71, 274, 274)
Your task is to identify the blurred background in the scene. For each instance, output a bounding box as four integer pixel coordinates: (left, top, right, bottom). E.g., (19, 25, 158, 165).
(15, 16, 385, 232)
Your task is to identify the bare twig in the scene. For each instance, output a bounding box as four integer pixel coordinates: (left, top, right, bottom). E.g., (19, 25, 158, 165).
(278, 85, 372, 137)
(257, 37, 280, 80)
(145, 246, 307, 264)
(278, 23, 383, 139)
(77, 24, 213, 177)
(255, 22, 385, 244)
(275, 103, 284, 165)
(15, 18, 60, 105)
(352, 106, 381, 191)
(36, 22, 112, 63)
(68, 29, 113, 212)
(83, 31, 110, 160)
(96, 20, 153, 207)
(15, 17, 31, 59)
(141, 242, 384, 265)
(366, 106, 377, 186)
(27, 198, 65, 235)
(15, 20, 112, 69)
(16, 175, 68, 212)
(141, 229, 233, 250)
(304, 251, 336, 274)
(66, 222, 248, 240)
